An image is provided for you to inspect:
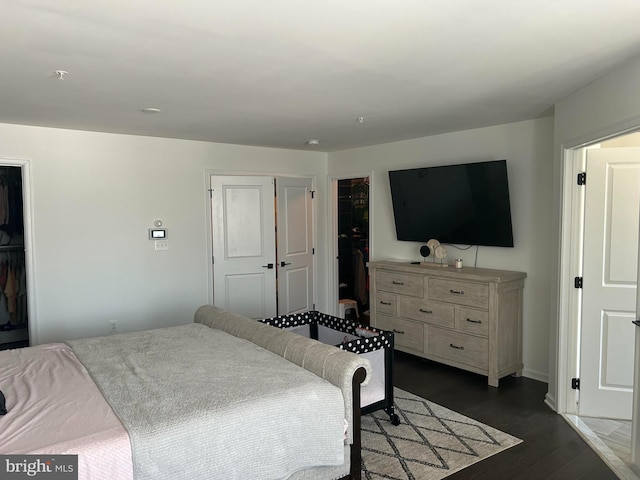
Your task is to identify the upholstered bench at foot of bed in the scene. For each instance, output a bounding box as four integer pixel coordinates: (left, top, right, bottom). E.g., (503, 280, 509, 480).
(193, 304, 371, 446)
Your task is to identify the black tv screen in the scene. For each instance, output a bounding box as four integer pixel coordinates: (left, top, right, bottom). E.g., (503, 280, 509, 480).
(388, 159, 514, 247)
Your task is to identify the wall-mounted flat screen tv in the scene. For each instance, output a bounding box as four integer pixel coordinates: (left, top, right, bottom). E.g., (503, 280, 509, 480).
(388, 159, 514, 247)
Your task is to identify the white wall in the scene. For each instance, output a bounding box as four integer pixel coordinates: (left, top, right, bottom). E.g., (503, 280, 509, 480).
(550, 54, 640, 411)
(328, 117, 555, 382)
(0, 123, 328, 344)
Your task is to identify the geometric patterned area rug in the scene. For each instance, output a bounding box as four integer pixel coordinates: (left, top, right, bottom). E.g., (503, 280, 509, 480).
(361, 388, 523, 480)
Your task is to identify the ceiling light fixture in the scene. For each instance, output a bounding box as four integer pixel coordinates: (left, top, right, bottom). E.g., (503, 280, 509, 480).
(306, 139, 320, 145)
(52, 70, 68, 80)
(141, 108, 161, 114)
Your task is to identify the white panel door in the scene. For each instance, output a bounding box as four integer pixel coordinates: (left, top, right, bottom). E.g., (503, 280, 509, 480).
(276, 177, 314, 315)
(580, 148, 640, 419)
(211, 175, 277, 319)
(633, 236, 640, 467)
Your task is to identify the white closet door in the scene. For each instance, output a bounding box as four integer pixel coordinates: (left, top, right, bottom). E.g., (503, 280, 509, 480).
(276, 177, 314, 315)
(210, 175, 277, 319)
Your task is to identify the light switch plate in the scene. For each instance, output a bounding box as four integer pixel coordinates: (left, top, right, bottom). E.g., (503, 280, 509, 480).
(155, 240, 169, 251)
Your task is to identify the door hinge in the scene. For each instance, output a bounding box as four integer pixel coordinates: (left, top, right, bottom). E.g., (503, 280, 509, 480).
(577, 172, 586, 185)
(312, 247, 315, 255)
(574, 277, 583, 289)
(212, 256, 214, 264)
(208, 187, 214, 198)
(571, 378, 580, 390)
(310, 190, 315, 199)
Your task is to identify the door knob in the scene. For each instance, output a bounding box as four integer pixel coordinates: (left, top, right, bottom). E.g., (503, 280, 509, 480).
(280, 261, 292, 267)
(262, 263, 274, 269)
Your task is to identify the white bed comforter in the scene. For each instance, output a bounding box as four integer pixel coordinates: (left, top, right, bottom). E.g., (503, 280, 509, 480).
(0, 324, 347, 480)
(67, 323, 346, 480)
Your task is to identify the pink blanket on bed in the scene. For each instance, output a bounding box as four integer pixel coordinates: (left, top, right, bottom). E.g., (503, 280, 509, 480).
(0, 343, 134, 480)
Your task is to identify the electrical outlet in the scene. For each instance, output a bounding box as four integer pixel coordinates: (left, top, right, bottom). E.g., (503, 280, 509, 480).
(155, 240, 169, 251)
(109, 320, 118, 334)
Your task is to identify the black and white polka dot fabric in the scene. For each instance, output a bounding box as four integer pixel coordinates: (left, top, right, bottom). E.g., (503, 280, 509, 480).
(261, 311, 392, 354)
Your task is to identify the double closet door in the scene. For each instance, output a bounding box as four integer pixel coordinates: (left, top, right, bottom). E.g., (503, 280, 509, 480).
(210, 175, 314, 319)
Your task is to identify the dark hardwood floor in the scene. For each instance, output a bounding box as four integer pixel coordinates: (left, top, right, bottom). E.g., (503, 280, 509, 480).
(393, 351, 618, 480)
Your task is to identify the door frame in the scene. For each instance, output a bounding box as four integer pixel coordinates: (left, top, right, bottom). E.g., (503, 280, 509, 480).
(556, 145, 589, 414)
(558, 131, 640, 415)
(0, 157, 37, 345)
(204, 170, 318, 312)
(556, 125, 640, 475)
(327, 171, 374, 318)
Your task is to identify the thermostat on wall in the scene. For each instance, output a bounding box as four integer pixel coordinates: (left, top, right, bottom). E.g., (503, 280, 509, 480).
(149, 228, 167, 239)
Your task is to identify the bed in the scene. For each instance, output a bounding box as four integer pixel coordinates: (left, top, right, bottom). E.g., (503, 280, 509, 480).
(0, 305, 370, 480)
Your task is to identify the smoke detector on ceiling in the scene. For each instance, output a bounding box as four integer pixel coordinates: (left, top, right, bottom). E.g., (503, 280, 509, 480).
(52, 70, 68, 80)
(306, 139, 320, 145)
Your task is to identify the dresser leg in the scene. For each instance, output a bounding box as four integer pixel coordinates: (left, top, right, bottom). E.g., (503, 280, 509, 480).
(488, 375, 499, 388)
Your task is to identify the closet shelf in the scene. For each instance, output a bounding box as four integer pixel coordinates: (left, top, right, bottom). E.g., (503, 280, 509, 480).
(0, 245, 24, 251)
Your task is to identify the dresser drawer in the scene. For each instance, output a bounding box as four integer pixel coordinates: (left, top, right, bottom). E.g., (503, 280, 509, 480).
(399, 297, 454, 328)
(376, 270, 424, 297)
(456, 306, 489, 337)
(427, 327, 488, 369)
(428, 278, 489, 308)
(376, 292, 397, 316)
(375, 314, 423, 352)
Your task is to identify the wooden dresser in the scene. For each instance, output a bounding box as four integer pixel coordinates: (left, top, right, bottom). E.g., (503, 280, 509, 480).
(368, 260, 526, 387)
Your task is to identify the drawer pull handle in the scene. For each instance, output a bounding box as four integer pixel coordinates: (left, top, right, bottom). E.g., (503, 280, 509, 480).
(466, 318, 482, 324)
(393, 329, 405, 335)
(419, 308, 433, 314)
(449, 343, 464, 350)
(450, 289, 465, 295)
(392, 281, 405, 285)
(380, 301, 392, 305)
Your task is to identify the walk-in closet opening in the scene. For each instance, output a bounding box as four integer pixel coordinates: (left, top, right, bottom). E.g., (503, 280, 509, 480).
(337, 177, 369, 323)
(0, 166, 27, 350)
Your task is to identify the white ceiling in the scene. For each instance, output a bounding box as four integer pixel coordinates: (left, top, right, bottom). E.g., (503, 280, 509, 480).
(3, 1, 640, 152)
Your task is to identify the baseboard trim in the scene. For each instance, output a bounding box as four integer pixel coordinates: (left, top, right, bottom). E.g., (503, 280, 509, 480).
(544, 392, 557, 412)
(522, 368, 548, 384)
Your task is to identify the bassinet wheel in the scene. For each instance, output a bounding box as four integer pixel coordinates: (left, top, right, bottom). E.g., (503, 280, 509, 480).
(390, 413, 400, 426)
